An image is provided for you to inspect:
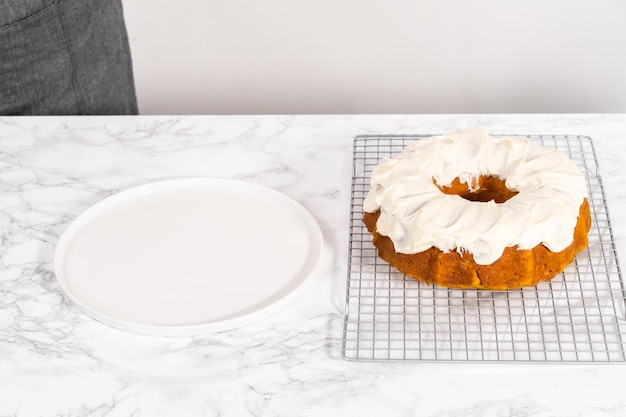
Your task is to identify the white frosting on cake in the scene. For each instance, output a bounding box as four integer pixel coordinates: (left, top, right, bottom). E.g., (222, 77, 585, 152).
(363, 128, 588, 265)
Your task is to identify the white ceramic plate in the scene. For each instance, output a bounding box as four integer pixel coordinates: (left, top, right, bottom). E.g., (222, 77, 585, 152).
(54, 178, 323, 336)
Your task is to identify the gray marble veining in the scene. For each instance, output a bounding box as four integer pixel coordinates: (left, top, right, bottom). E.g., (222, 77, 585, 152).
(1, 114, 625, 417)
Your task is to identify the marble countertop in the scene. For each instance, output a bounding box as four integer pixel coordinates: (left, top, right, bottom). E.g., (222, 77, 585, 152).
(1, 114, 625, 417)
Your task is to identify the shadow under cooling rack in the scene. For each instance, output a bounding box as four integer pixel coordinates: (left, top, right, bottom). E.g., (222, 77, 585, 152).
(342, 134, 626, 363)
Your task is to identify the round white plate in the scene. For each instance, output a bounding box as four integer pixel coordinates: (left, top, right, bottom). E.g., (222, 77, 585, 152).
(54, 178, 323, 336)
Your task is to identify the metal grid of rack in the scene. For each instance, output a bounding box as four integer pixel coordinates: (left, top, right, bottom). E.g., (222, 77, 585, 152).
(342, 134, 626, 362)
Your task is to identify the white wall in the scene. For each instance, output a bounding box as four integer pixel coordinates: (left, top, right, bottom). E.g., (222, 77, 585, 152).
(121, 0, 626, 115)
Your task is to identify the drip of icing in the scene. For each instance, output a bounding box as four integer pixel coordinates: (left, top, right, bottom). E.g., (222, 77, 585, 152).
(363, 128, 588, 265)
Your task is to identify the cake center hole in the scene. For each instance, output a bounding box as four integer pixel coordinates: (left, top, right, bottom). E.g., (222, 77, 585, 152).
(436, 175, 518, 203)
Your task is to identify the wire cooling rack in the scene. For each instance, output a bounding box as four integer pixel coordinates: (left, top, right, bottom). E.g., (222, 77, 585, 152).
(342, 134, 626, 363)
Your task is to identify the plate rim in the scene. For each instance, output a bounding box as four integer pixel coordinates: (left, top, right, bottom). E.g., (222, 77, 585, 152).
(54, 177, 324, 336)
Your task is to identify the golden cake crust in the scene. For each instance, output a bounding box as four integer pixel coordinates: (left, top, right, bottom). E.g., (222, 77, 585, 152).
(363, 198, 591, 290)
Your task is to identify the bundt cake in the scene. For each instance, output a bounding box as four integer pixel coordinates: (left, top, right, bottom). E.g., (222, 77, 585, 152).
(363, 128, 592, 290)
